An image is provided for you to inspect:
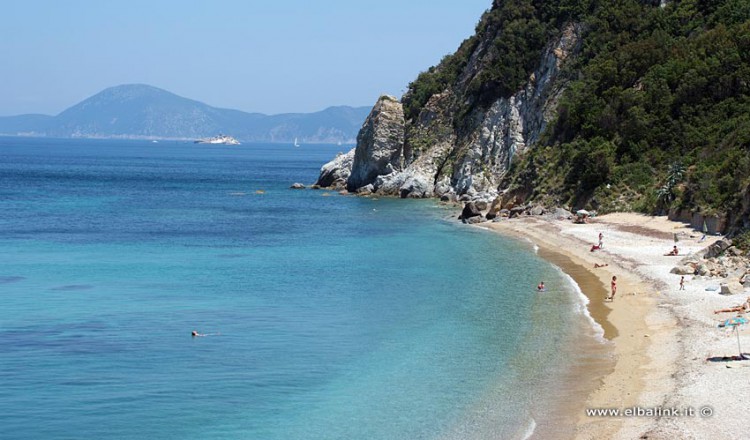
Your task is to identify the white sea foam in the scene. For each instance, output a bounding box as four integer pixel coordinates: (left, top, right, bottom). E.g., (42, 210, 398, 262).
(519, 417, 537, 440)
(517, 236, 538, 253)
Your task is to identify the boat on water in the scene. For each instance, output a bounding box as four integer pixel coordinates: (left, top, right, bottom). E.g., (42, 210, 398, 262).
(194, 134, 241, 145)
(294, 137, 300, 147)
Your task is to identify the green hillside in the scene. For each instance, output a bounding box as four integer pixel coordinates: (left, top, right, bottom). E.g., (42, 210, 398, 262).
(405, 0, 750, 229)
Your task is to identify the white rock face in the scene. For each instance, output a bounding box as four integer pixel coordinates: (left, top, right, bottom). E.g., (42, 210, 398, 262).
(373, 172, 405, 195)
(374, 169, 434, 198)
(315, 148, 355, 187)
(339, 94, 443, 198)
(452, 22, 582, 196)
(347, 96, 405, 190)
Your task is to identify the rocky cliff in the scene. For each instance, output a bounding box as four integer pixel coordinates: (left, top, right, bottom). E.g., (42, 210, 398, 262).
(316, 1, 750, 235)
(316, 6, 583, 203)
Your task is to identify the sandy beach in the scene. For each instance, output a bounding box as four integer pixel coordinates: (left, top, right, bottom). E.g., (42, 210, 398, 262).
(485, 212, 750, 439)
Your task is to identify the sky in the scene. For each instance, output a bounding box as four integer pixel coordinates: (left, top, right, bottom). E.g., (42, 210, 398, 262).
(1, 0, 491, 116)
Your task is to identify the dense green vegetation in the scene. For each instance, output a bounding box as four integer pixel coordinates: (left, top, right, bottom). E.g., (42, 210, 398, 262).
(403, 0, 584, 120)
(733, 229, 750, 251)
(536, 0, 750, 217)
(402, 35, 479, 121)
(404, 0, 750, 228)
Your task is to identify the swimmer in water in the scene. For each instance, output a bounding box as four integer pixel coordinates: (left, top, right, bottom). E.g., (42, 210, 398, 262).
(537, 281, 545, 291)
(192, 330, 221, 337)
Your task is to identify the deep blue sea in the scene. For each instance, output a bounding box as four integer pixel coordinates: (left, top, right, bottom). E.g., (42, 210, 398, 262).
(0, 138, 605, 439)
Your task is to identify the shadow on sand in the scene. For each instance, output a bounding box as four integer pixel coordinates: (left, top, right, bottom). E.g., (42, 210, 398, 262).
(706, 354, 750, 363)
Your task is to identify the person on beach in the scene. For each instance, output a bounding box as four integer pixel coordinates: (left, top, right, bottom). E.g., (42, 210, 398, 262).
(537, 281, 545, 292)
(679, 276, 685, 290)
(664, 245, 679, 256)
(713, 298, 750, 314)
(598, 232, 604, 249)
(594, 263, 608, 268)
(608, 276, 617, 301)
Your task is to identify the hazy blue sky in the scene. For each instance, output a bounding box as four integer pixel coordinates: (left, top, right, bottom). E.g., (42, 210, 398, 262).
(2, 0, 490, 116)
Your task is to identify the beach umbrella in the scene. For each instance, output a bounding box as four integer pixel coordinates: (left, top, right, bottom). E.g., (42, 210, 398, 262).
(699, 220, 709, 242)
(718, 316, 749, 359)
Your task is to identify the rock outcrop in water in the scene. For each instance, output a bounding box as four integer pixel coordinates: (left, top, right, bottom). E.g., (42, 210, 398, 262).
(316, 149, 355, 189)
(346, 96, 405, 191)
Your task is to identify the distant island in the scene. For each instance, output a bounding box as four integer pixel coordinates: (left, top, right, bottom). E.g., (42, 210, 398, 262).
(0, 84, 370, 144)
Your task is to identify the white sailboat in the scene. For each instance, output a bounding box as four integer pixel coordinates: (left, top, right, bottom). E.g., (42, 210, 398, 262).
(294, 137, 300, 147)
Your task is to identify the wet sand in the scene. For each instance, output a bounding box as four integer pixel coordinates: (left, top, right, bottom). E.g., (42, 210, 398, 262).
(519, 239, 617, 439)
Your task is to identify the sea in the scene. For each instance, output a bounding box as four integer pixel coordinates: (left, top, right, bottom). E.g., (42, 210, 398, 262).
(0, 137, 609, 440)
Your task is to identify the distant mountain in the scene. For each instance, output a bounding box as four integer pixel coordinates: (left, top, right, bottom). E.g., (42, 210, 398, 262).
(0, 84, 371, 143)
(0, 114, 54, 135)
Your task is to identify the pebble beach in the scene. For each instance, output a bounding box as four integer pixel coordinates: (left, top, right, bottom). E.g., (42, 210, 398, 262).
(487, 212, 749, 439)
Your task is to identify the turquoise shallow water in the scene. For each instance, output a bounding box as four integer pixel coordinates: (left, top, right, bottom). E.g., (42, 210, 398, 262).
(0, 138, 600, 439)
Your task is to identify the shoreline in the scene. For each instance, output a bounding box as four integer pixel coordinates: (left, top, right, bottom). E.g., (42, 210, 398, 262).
(481, 212, 749, 439)
(522, 236, 618, 439)
(482, 219, 640, 438)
